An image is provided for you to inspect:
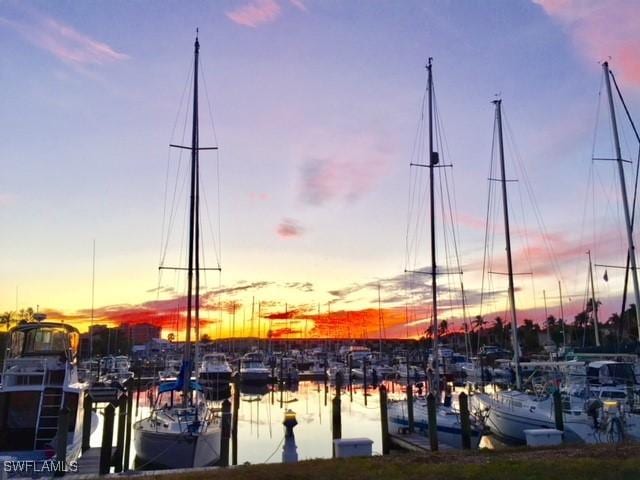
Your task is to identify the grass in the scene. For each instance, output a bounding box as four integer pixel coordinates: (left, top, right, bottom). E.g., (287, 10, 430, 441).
(149, 444, 640, 480)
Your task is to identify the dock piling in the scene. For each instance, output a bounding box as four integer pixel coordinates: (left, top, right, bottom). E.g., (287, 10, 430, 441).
(124, 380, 134, 471)
(553, 389, 564, 431)
(332, 373, 343, 457)
(55, 407, 69, 477)
(407, 382, 414, 433)
(459, 392, 471, 449)
(379, 385, 390, 454)
(232, 382, 240, 466)
(220, 399, 232, 467)
(363, 361, 368, 406)
(81, 393, 92, 453)
(427, 392, 438, 452)
(99, 404, 115, 475)
(114, 394, 126, 473)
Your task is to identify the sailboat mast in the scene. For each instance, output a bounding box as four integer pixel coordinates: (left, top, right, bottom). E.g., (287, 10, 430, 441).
(558, 280, 566, 347)
(493, 99, 521, 390)
(587, 250, 601, 346)
(183, 34, 200, 404)
(603, 61, 640, 340)
(427, 58, 440, 397)
(378, 282, 383, 356)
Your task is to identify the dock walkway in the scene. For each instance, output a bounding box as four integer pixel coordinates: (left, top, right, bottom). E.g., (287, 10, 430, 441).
(389, 432, 453, 452)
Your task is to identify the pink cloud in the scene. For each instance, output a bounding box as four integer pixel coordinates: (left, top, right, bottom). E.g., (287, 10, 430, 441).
(226, 0, 282, 28)
(277, 218, 304, 238)
(0, 193, 16, 207)
(298, 134, 391, 206)
(289, 0, 307, 12)
(248, 192, 271, 202)
(534, 0, 640, 85)
(0, 7, 128, 68)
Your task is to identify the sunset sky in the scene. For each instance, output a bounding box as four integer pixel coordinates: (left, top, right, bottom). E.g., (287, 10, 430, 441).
(2, 0, 640, 339)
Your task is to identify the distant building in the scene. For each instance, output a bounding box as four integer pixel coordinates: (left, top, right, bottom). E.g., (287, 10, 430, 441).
(118, 323, 162, 345)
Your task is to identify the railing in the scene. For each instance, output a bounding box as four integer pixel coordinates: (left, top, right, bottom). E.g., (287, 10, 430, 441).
(2, 357, 70, 387)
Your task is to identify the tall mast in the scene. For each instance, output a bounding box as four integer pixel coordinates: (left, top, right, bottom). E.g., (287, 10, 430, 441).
(603, 61, 640, 340)
(543, 289, 550, 344)
(427, 58, 440, 398)
(378, 282, 383, 356)
(493, 99, 521, 390)
(183, 33, 200, 405)
(558, 281, 566, 347)
(587, 250, 601, 346)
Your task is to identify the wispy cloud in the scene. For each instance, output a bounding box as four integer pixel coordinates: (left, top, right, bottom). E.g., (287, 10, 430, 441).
(298, 133, 392, 206)
(226, 0, 282, 28)
(226, 0, 308, 28)
(0, 193, 16, 207)
(0, 5, 129, 69)
(534, 0, 640, 85)
(276, 218, 305, 238)
(288, 0, 307, 12)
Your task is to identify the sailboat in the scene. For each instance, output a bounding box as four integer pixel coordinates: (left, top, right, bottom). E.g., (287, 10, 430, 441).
(133, 34, 221, 468)
(470, 74, 640, 444)
(386, 59, 485, 449)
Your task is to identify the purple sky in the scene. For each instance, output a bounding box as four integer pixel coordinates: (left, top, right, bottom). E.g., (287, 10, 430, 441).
(1, 0, 640, 337)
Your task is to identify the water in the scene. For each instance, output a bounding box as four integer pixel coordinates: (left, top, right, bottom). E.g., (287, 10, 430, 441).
(88, 380, 385, 470)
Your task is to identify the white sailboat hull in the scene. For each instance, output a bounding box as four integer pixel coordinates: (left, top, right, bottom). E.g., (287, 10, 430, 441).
(470, 391, 636, 445)
(387, 400, 483, 449)
(133, 421, 221, 468)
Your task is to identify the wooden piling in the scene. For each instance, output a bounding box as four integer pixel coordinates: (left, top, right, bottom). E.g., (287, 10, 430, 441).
(279, 357, 284, 409)
(379, 385, 390, 455)
(81, 392, 92, 453)
(553, 389, 564, 431)
(427, 392, 438, 452)
(100, 404, 115, 475)
(407, 382, 414, 433)
(220, 399, 232, 467)
(135, 370, 141, 416)
(232, 382, 240, 466)
(332, 372, 343, 457)
(114, 394, 126, 472)
(124, 379, 134, 471)
(459, 392, 471, 449)
(55, 407, 69, 477)
(363, 361, 368, 406)
(348, 355, 353, 400)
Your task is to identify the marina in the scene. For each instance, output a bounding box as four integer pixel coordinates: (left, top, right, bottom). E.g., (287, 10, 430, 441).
(2, 2, 640, 479)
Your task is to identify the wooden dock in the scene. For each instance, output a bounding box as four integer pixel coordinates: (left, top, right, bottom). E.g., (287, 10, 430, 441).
(72, 447, 112, 476)
(389, 432, 452, 452)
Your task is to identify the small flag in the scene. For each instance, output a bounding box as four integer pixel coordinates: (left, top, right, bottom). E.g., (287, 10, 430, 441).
(603, 270, 609, 282)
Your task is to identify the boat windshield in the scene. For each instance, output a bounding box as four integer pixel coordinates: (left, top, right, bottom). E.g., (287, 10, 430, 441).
(9, 327, 77, 357)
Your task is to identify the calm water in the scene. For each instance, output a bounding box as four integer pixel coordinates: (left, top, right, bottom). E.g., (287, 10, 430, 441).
(88, 380, 386, 469)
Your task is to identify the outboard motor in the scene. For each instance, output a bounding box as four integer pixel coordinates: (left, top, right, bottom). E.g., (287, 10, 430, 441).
(585, 398, 603, 429)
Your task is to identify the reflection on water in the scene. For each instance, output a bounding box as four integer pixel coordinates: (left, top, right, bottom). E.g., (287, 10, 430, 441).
(235, 381, 383, 464)
(89, 380, 385, 470)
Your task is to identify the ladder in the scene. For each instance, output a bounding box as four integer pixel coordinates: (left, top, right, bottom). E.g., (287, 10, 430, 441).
(34, 387, 64, 450)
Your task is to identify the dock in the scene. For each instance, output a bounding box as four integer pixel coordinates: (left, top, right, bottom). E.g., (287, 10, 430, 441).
(73, 447, 112, 476)
(389, 432, 453, 452)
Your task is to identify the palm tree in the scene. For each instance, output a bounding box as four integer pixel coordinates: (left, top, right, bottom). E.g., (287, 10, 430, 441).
(493, 317, 504, 348)
(438, 319, 448, 337)
(0, 311, 11, 332)
(473, 315, 486, 353)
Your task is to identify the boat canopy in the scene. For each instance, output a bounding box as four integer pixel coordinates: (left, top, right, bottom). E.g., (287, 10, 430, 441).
(159, 360, 203, 393)
(159, 380, 203, 393)
(7, 322, 80, 359)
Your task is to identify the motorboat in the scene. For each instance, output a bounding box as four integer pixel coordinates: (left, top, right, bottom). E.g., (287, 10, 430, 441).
(0, 319, 88, 465)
